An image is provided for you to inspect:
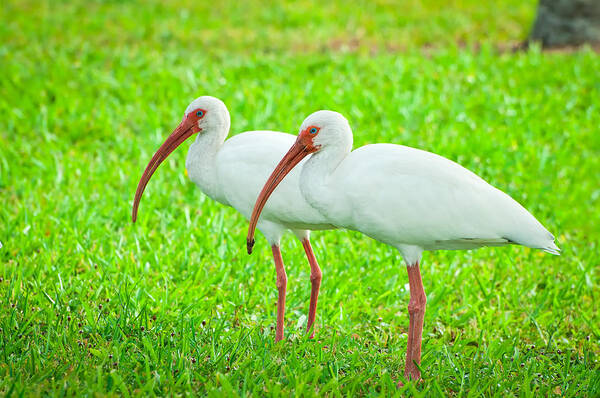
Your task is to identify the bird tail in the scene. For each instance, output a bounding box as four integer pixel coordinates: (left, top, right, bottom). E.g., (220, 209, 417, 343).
(541, 240, 561, 255)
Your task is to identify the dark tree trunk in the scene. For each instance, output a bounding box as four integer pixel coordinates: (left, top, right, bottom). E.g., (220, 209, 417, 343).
(528, 0, 600, 47)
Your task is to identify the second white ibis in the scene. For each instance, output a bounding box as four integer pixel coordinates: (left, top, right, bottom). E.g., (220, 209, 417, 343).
(247, 110, 559, 382)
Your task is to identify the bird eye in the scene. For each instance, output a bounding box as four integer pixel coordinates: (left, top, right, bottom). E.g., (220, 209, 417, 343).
(309, 127, 318, 134)
(196, 110, 204, 118)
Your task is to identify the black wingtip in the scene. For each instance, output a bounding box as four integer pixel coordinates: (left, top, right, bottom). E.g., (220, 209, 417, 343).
(246, 238, 255, 255)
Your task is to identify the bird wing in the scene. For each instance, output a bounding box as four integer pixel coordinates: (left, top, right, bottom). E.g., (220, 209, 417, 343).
(327, 144, 557, 252)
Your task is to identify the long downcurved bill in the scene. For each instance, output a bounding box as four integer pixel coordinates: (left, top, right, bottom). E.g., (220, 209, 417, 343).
(246, 138, 316, 254)
(131, 116, 199, 223)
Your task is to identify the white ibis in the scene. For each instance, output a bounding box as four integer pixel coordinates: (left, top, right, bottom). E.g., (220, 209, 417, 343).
(247, 110, 559, 381)
(132, 96, 335, 341)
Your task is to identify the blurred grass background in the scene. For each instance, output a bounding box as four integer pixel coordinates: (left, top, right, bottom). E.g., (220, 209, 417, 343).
(1, 0, 599, 396)
(3, 0, 535, 54)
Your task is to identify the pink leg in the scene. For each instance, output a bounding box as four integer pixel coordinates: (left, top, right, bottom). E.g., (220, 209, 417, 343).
(404, 261, 427, 381)
(301, 238, 322, 338)
(271, 245, 287, 342)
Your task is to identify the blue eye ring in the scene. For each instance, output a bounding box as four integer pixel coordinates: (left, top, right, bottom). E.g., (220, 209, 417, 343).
(196, 110, 204, 118)
(309, 127, 318, 134)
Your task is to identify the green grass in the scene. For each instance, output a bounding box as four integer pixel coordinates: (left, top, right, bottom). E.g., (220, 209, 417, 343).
(1, 0, 599, 396)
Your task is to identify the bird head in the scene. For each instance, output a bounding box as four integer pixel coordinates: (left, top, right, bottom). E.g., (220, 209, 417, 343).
(296, 110, 352, 154)
(183, 96, 230, 135)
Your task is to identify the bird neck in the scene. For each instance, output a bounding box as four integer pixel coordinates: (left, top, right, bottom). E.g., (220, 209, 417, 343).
(300, 144, 349, 216)
(185, 125, 229, 205)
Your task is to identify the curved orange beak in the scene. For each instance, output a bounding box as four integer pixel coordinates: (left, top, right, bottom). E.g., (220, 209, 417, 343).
(132, 114, 200, 223)
(246, 130, 319, 254)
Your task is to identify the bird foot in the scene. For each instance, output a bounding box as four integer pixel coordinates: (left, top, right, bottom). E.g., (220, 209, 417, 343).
(397, 370, 422, 388)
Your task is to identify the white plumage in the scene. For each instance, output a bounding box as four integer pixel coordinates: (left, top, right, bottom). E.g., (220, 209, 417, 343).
(269, 110, 558, 264)
(311, 143, 558, 260)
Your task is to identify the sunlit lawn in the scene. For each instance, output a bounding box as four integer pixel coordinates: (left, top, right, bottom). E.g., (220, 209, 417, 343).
(1, 0, 599, 396)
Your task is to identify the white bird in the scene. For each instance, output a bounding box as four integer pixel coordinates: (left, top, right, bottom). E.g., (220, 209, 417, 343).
(132, 96, 335, 342)
(247, 110, 559, 382)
